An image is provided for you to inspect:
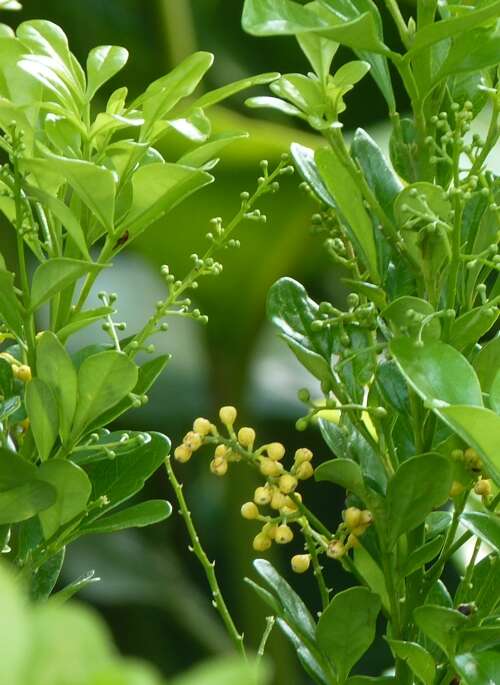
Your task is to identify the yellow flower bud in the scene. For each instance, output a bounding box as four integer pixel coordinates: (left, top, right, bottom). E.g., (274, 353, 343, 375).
(279, 474, 298, 494)
(464, 448, 481, 471)
(219, 405, 237, 426)
(343, 507, 362, 530)
(241, 502, 260, 520)
(294, 448, 313, 464)
(474, 479, 492, 497)
(280, 496, 299, 516)
(270, 489, 287, 510)
(360, 510, 373, 526)
(260, 458, 283, 478)
(253, 532, 272, 552)
(291, 554, 311, 574)
(238, 426, 256, 449)
(262, 522, 278, 540)
(254, 485, 272, 506)
(193, 417, 212, 436)
(214, 444, 229, 459)
(183, 431, 203, 451)
(450, 480, 465, 498)
(346, 533, 360, 549)
(266, 442, 285, 461)
(326, 540, 346, 559)
(295, 461, 314, 480)
(174, 445, 192, 463)
(15, 364, 32, 382)
(275, 524, 294, 544)
(210, 456, 228, 476)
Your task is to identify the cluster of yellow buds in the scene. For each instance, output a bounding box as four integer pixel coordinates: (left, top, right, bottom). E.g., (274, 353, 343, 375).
(449, 447, 491, 498)
(326, 507, 374, 560)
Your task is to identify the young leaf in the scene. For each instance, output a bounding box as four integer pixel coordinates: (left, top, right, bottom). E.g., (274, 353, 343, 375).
(25, 378, 59, 461)
(454, 651, 500, 685)
(316, 586, 380, 683)
(460, 512, 500, 554)
(0, 480, 56, 525)
(0, 270, 24, 339)
(386, 454, 452, 545)
(78, 499, 172, 537)
(36, 331, 77, 443)
(316, 146, 380, 283)
(37, 459, 91, 540)
(178, 132, 249, 168)
(70, 350, 138, 440)
(30, 258, 101, 312)
(193, 71, 279, 109)
(86, 45, 128, 100)
(386, 640, 435, 685)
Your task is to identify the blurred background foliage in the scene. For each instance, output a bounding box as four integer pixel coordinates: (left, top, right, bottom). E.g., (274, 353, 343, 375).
(3, 1, 497, 683)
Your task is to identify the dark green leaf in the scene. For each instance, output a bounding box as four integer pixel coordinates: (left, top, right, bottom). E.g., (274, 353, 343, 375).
(30, 548, 65, 601)
(402, 536, 444, 577)
(450, 307, 499, 351)
(25, 378, 59, 461)
(375, 360, 409, 414)
(315, 458, 366, 499)
(0, 446, 37, 489)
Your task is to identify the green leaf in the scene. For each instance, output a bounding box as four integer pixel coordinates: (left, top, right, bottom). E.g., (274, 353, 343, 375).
(0, 270, 24, 339)
(296, 3, 338, 80)
(315, 458, 366, 500)
(454, 651, 500, 685)
(402, 536, 444, 577)
(386, 640, 435, 685)
(459, 626, 500, 652)
(84, 432, 170, 513)
(70, 351, 138, 440)
(29, 548, 65, 601)
(117, 163, 213, 239)
(267, 277, 333, 383)
(178, 132, 249, 168)
(376, 360, 409, 414)
(383, 296, 441, 342)
(193, 71, 280, 109)
(461, 512, 500, 554)
(78, 499, 171, 536)
(438, 405, 500, 485)
(450, 306, 499, 352)
(51, 569, 100, 604)
(290, 142, 335, 206)
(86, 45, 128, 100)
(316, 586, 380, 683)
(386, 453, 452, 545)
(0, 480, 56, 525)
(0, 396, 20, 420)
(347, 679, 394, 685)
(25, 379, 59, 461)
(353, 546, 389, 612)
(37, 459, 91, 539)
(0, 447, 37, 489)
(435, 27, 500, 81)
(474, 336, 500, 395)
(30, 258, 101, 312)
(316, 146, 380, 283)
(490, 370, 500, 413)
(36, 332, 77, 443)
(413, 605, 467, 656)
(390, 338, 483, 407)
(245, 95, 305, 118)
(56, 306, 114, 343)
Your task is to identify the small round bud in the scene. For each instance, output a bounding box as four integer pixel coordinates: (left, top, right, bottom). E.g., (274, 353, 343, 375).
(183, 431, 203, 451)
(210, 457, 228, 476)
(253, 532, 272, 552)
(294, 448, 313, 464)
(450, 480, 465, 498)
(238, 426, 256, 449)
(295, 462, 314, 480)
(254, 485, 272, 505)
(275, 524, 294, 545)
(219, 405, 237, 426)
(193, 417, 211, 436)
(464, 448, 481, 471)
(262, 522, 278, 540)
(279, 474, 298, 494)
(326, 540, 346, 559)
(214, 444, 228, 459)
(343, 507, 362, 530)
(241, 502, 260, 520)
(474, 479, 492, 497)
(280, 496, 299, 516)
(360, 510, 373, 526)
(291, 554, 311, 574)
(15, 364, 32, 382)
(270, 489, 287, 510)
(260, 458, 283, 478)
(174, 445, 192, 463)
(298, 388, 310, 403)
(266, 442, 285, 461)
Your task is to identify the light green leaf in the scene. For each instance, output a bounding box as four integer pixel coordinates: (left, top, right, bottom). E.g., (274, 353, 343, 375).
(71, 351, 138, 440)
(454, 651, 500, 685)
(30, 258, 101, 311)
(461, 512, 500, 554)
(78, 499, 172, 536)
(386, 454, 452, 545)
(86, 45, 128, 100)
(37, 459, 91, 539)
(245, 95, 305, 118)
(353, 546, 389, 612)
(169, 656, 270, 685)
(386, 640, 435, 685)
(490, 370, 500, 413)
(316, 145, 380, 283)
(0, 269, 24, 339)
(316, 586, 380, 683)
(0, 480, 56, 525)
(402, 535, 444, 577)
(177, 132, 249, 168)
(193, 71, 280, 109)
(297, 5, 338, 80)
(36, 331, 77, 443)
(25, 378, 59, 461)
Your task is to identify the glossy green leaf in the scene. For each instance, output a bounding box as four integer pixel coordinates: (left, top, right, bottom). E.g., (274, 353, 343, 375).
(0, 358, 13, 398)
(0, 270, 24, 339)
(0, 480, 56, 525)
(25, 379, 59, 461)
(376, 360, 409, 414)
(461, 512, 500, 554)
(245, 95, 305, 118)
(277, 618, 330, 685)
(386, 640, 435, 685)
(36, 332, 77, 443)
(413, 605, 467, 656)
(70, 351, 138, 440)
(474, 336, 500, 395)
(402, 535, 444, 577)
(383, 296, 440, 342)
(30, 259, 101, 311)
(0, 396, 20, 420)
(386, 454, 452, 545)
(316, 146, 380, 283)
(193, 71, 279, 109)
(316, 586, 380, 682)
(290, 142, 335, 206)
(117, 163, 213, 239)
(168, 107, 211, 142)
(267, 277, 333, 383)
(390, 338, 483, 407)
(296, 3, 338, 80)
(389, 117, 419, 183)
(315, 458, 366, 499)
(454, 651, 500, 685)
(438, 405, 500, 485)
(37, 459, 91, 539)
(450, 307, 499, 351)
(459, 626, 500, 653)
(86, 45, 128, 100)
(85, 432, 170, 513)
(178, 132, 249, 168)
(79, 499, 171, 536)
(51, 569, 100, 604)
(435, 28, 500, 81)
